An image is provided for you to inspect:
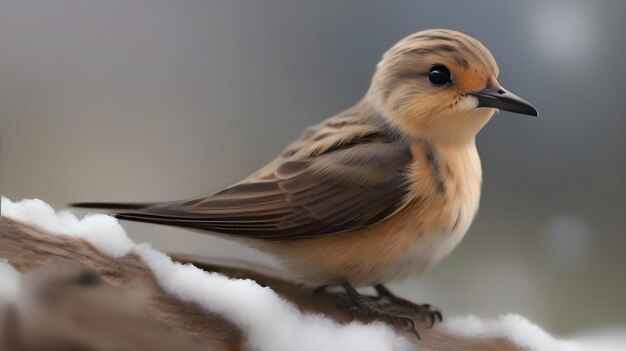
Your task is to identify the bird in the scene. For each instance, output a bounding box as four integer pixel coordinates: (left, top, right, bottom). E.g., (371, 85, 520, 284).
(72, 28, 537, 334)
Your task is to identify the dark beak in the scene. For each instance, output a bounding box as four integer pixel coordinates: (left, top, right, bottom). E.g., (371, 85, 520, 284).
(470, 87, 538, 117)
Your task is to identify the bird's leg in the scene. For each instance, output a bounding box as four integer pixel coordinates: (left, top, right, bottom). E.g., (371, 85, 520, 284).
(373, 284, 443, 327)
(340, 280, 420, 339)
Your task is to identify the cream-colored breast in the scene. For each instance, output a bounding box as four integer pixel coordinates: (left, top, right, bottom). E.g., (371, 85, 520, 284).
(251, 140, 483, 287)
(403, 140, 483, 275)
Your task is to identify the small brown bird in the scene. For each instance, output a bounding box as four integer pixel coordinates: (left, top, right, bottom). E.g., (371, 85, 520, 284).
(73, 29, 537, 333)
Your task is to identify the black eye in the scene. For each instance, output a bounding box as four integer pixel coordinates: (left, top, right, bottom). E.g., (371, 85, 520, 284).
(428, 65, 451, 85)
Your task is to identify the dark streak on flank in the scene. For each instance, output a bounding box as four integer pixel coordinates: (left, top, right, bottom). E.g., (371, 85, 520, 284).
(452, 208, 462, 231)
(425, 144, 446, 194)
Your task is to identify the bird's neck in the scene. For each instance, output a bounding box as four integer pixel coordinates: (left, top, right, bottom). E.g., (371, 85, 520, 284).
(360, 97, 489, 145)
(360, 98, 482, 189)
(425, 138, 480, 163)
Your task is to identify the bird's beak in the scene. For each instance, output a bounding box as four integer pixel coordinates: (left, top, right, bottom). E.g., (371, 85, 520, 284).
(470, 87, 538, 117)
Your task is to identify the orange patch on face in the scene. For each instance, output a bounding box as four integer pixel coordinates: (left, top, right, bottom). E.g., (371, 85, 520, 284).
(449, 60, 494, 94)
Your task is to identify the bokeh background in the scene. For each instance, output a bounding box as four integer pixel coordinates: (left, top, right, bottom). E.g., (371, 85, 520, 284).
(1, 0, 624, 341)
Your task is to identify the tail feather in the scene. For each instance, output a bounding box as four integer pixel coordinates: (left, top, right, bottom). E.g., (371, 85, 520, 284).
(70, 202, 154, 210)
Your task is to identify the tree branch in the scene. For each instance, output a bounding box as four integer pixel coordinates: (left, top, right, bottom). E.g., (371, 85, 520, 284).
(0, 200, 532, 351)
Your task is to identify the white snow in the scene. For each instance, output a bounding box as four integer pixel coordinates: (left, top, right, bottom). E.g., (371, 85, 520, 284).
(576, 327, 626, 351)
(136, 244, 410, 351)
(3, 197, 624, 351)
(1, 197, 410, 351)
(442, 314, 580, 351)
(1, 197, 134, 258)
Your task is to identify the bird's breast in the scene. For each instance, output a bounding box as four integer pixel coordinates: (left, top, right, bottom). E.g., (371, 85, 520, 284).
(399, 140, 483, 274)
(261, 141, 483, 287)
(342, 141, 483, 284)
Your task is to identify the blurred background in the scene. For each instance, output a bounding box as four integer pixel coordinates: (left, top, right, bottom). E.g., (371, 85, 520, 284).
(1, 0, 624, 343)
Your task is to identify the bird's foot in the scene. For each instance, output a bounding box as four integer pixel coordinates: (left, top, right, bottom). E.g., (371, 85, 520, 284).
(340, 281, 421, 338)
(373, 284, 443, 327)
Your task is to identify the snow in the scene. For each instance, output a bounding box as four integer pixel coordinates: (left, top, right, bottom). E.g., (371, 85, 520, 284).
(136, 244, 410, 351)
(443, 314, 580, 351)
(1, 197, 134, 258)
(576, 327, 626, 351)
(1, 197, 410, 351)
(3, 197, 625, 351)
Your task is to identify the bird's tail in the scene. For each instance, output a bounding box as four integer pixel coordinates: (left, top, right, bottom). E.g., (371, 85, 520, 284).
(70, 202, 155, 210)
(70, 201, 221, 233)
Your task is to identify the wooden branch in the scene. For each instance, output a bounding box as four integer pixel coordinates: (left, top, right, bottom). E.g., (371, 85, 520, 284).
(0, 216, 521, 351)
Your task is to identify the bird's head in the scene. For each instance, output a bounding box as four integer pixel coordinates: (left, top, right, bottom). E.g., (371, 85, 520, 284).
(368, 29, 537, 142)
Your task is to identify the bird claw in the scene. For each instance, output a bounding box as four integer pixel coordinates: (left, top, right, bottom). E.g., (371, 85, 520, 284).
(418, 304, 443, 327)
(333, 281, 442, 339)
(397, 315, 421, 339)
(373, 284, 443, 328)
(358, 307, 421, 339)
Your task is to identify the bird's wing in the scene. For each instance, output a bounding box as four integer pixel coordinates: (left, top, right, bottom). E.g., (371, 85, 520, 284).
(115, 111, 415, 240)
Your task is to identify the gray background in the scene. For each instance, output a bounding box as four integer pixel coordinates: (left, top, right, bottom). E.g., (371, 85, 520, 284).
(1, 0, 624, 337)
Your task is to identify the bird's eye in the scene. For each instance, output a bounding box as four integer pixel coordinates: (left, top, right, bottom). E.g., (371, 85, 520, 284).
(428, 65, 451, 86)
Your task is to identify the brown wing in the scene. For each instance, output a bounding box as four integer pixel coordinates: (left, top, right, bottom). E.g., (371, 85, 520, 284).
(115, 112, 414, 239)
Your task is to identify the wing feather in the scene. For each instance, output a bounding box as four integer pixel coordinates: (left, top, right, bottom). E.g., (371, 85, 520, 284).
(116, 111, 414, 239)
